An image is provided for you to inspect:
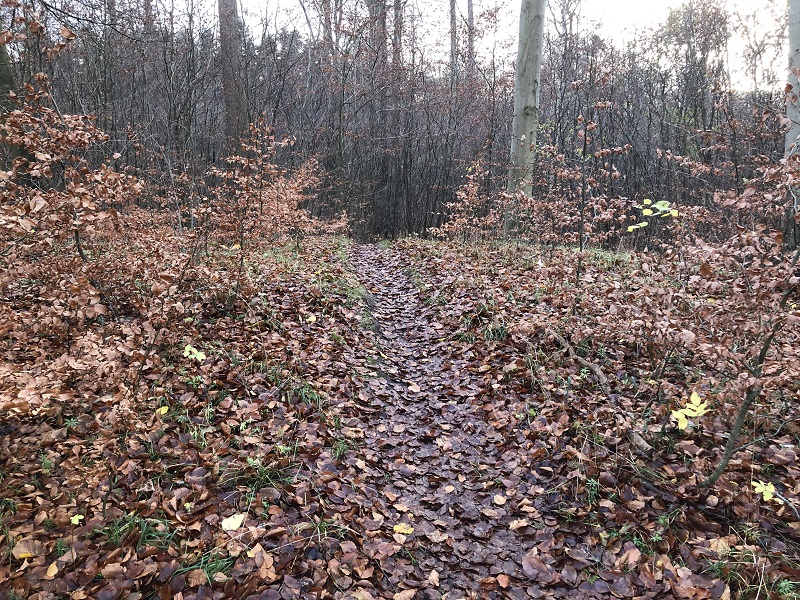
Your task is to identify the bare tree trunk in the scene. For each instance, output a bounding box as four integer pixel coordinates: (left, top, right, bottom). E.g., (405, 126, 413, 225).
(508, 0, 547, 196)
(450, 0, 457, 82)
(321, 0, 334, 50)
(0, 45, 14, 113)
(393, 0, 403, 67)
(785, 0, 800, 158)
(466, 0, 475, 72)
(218, 0, 245, 146)
(786, 0, 800, 246)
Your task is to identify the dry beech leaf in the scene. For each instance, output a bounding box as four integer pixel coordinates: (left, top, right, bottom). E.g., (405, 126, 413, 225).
(11, 538, 46, 560)
(187, 568, 208, 586)
(221, 513, 247, 531)
(509, 519, 530, 530)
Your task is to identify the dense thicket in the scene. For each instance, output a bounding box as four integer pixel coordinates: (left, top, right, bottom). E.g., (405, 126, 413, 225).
(0, 0, 787, 239)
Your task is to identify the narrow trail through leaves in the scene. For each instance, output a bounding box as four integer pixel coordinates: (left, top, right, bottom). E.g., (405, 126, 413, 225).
(348, 245, 541, 593)
(2, 236, 795, 598)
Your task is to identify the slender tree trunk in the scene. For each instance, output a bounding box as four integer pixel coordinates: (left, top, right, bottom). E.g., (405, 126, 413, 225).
(393, 0, 403, 67)
(218, 0, 245, 147)
(786, 0, 800, 246)
(321, 0, 334, 50)
(508, 0, 547, 195)
(0, 45, 14, 114)
(450, 0, 458, 82)
(467, 0, 475, 72)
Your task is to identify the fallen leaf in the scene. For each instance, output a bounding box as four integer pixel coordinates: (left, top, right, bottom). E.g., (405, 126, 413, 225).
(393, 523, 414, 535)
(709, 537, 731, 556)
(11, 538, 46, 560)
(221, 513, 247, 531)
(187, 568, 207, 586)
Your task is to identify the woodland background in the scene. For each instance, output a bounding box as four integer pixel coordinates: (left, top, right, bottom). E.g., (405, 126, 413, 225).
(1, 0, 800, 597)
(0, 0, 791, 241)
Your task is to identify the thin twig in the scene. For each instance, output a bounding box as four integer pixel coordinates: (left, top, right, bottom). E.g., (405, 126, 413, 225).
(546, 328, 611, 398)
(734, 418, 800, 453)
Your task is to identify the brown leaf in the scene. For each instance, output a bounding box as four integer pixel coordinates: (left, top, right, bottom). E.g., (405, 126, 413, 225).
(187, 568, 207, 586)
(522, 554, 559, 584)
(11, 538, 46, 560)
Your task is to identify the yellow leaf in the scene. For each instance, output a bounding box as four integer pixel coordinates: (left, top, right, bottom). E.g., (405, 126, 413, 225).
(671, 409, 688, 430)
(685, 392, 709, 417)
(70, 514, 84, 525)
(46, 562, 59, 578)
(643, 199, 652, 205)
(183, 344, 207, 362)
(155, 406, 168, 416)
(221, 513, 247, 531)
(306, 314, 317, 323)
(393, 523, 414, 535)
(752, 481, 777, 502)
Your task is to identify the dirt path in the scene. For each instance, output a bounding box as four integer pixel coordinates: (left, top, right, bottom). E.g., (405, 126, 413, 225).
(346, 244, 551, 597)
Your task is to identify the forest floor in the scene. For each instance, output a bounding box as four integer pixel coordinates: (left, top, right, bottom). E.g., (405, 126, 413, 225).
(1, 235, 799, 599)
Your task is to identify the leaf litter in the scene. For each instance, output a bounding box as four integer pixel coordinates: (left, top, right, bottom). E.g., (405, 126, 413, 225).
(0, 235, 798, 598)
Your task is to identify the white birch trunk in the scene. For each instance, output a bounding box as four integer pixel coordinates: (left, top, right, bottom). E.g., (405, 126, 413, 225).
(786, 0, 800, 159)
(787, 0, 800, 240)
(508, 0, 546, 196)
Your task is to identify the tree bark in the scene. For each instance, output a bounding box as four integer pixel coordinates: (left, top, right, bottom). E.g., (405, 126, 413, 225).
(466, 0, 475, 72)
(393, 0, 403, 67)
(450, 0, 458, 82)
(786, 0, 800, 245)
(508, 0, 547, 196)
(0, 44, 14, 114)
(218, 0, 246, 146)
(786, 0, 800, 159)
